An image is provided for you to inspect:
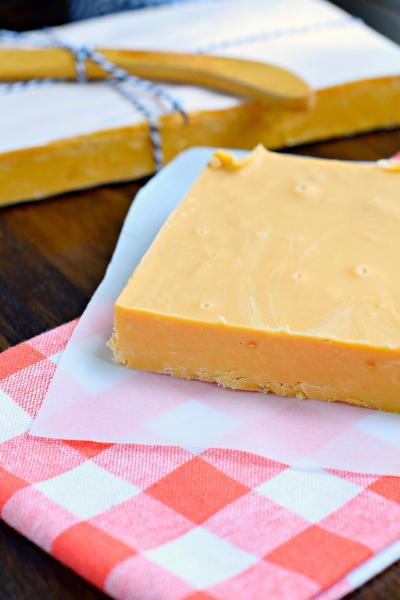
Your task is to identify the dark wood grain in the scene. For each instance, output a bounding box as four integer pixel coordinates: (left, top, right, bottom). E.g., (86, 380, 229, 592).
(0, 520, 106, 600)
(0, 181, 141, 350)
(1, 128, 400, 599)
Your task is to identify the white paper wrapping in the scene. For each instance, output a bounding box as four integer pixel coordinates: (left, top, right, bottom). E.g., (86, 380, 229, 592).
(30, 147, 400, 476)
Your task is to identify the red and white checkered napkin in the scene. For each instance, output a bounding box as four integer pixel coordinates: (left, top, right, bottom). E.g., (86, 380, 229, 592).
(1, 321, 399, 600)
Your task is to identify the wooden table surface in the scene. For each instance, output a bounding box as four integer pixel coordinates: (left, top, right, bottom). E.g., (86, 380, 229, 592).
(1, 130, 400, 599)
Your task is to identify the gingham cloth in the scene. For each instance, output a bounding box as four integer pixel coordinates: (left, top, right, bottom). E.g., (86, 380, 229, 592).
(0, 320, 399, 599)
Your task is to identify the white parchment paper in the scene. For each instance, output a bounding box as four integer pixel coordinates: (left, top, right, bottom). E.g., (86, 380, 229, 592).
(30, 148, 400, 475)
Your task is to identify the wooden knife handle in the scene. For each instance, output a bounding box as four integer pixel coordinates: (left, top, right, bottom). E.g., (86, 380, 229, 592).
(0, 47, 313, 109)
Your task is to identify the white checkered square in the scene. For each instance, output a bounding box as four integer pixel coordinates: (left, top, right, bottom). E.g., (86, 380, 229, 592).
(35, 461, 139, 519)
(0, 390, 31, 443)
(257, 467, 361, 523)
(149, 399, 239, 448)
(145, 527, 257, 587)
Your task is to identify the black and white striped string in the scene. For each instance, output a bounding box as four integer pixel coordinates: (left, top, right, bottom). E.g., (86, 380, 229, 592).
(0, 28, 188, 171)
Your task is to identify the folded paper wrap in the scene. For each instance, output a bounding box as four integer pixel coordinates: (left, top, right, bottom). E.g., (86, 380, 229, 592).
(0, 0, 400, 205)
(31, 148, 400, 476)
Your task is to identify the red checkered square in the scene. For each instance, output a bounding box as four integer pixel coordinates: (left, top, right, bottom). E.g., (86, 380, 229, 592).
(147, 457, 250, 524)
(206, 491, 308, 556)
(1, 359, 56, 417)
(0, 435, 84, 483)
(29, 320, 78, 357)
(320, 490, 400, 551)
(368, 476, 400, 504)
(209, 559, 319, 600)
(2, 487, 78, 552)
(0, 343, 45, 380)
(200, 449, 286, 488)
(265, 526, 372, 587)
(105, 554, 194, 600)
(0, 466, 28, 511)
(91, 492, 193, 551)
(52, 522, 136, 589)
(64, 440, 114, 459)
(94, 444, 193, 488)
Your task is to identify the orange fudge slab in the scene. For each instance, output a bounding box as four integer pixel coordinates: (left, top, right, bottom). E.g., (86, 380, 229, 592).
(111, 146, 400, 413)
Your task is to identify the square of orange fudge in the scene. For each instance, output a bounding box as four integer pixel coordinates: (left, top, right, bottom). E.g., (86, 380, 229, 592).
(111, 146, 400, 413)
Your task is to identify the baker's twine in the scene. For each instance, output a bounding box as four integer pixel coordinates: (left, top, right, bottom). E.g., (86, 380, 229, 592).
(0, 28, 188, 171)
